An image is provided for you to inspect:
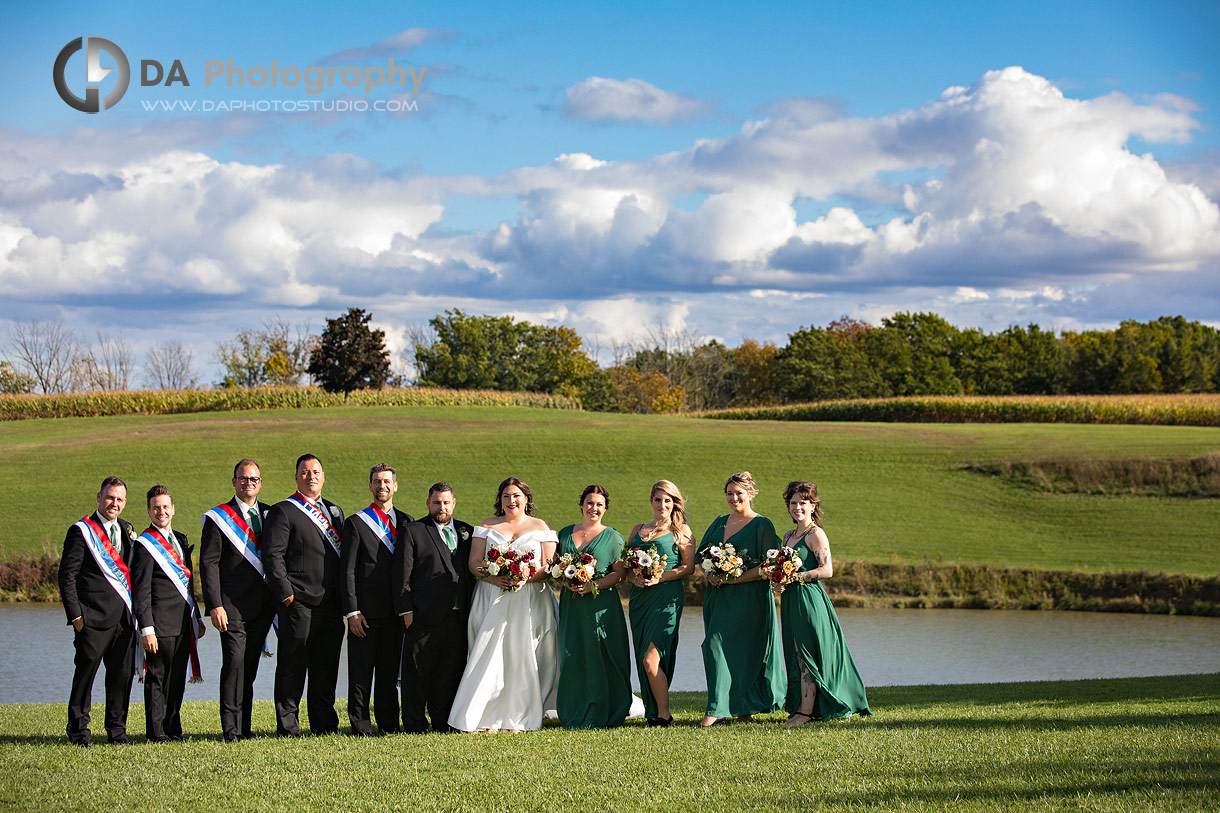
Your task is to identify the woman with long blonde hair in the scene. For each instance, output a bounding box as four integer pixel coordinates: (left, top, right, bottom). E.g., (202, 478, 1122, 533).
(623, 480, 694, 727)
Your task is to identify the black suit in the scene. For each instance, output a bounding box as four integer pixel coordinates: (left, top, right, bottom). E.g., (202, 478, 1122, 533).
(392, 517, 474, 732)
(58, 511, 137, 745)
(132, 528, 197, 741)
(199, 498, 274, 740)
(262, 494, 345, 736)
(340, 506, 413, 735)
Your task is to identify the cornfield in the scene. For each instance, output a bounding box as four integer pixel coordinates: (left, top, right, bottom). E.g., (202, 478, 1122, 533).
(701, 394, 1220, 426)
(0, 386, 580, 421)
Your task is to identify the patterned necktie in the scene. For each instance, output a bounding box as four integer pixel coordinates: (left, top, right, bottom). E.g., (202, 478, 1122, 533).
(108, 523, 121, 557)
(442, 525, 457, 552)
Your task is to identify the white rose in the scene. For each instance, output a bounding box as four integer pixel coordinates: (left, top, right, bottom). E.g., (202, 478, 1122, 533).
(486, 562, 500, 576)
(582, 564, 595, 578)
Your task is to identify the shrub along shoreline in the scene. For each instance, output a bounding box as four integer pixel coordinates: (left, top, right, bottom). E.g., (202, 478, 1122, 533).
(7, 554, 1217, 615)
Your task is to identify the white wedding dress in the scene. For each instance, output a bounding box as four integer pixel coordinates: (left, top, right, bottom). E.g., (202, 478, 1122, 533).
(447, 526, 561, 732)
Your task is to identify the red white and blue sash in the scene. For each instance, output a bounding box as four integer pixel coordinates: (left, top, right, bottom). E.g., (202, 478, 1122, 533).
(137, 528, 205, 682)
(75, 517, 134, 618)
(201, 503, 263, 577)
(75, 516, 142, 674)
(287, 492, 341, 556)
(356, 504, 397, 555)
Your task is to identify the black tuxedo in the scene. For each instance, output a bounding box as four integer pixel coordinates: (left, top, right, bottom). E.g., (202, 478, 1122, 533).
(340, 505, 412, 734)
(131, 527, 196, 741)
(262, 494, 346, 736)
(392, 517, 474, 732)
(58, 511, 137, 745)
(199, 498, 274, 740)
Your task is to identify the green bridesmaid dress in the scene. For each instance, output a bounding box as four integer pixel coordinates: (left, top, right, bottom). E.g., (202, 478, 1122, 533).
(780, 531, 870, 719)
(626, 529, 684, 720)
(699, 514, 786, 718)
(555, 525, 633, 729)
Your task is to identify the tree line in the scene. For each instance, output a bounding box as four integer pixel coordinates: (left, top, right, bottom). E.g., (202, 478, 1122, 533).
(5, 309, 1218, 410)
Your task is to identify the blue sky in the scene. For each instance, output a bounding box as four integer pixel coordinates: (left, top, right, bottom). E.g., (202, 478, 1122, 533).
(2, 0, 1218, 382)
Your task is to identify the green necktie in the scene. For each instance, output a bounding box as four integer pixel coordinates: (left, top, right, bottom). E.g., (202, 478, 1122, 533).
(108, 523, 121, 556)
(442, 525, 457, 552)
(248, 507, 261, 534)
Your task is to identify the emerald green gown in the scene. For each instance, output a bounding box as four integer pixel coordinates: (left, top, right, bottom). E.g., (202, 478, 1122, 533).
(555, 525, 632, 729)
(698, 514, 786, 718)
(780, 531, 870, 719)
(626, 529, 684, 719)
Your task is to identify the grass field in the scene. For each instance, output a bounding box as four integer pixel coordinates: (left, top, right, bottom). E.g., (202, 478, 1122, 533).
(3, 406, 1218, 575)
(0, 675, 1216, 810)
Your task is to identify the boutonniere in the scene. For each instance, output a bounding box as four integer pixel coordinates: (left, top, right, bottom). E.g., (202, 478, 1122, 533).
(328, 505, 341, 517)
(460, 529, 470, 541)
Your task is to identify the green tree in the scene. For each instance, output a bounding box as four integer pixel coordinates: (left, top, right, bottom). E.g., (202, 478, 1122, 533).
(216, 318, 316, 388)
(307, 308, 391, 394)
(875, 312, 962, 395)
(0, 360, 35, 394)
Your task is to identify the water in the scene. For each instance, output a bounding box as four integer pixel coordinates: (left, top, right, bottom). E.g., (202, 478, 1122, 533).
(3, 604, 1219, 704)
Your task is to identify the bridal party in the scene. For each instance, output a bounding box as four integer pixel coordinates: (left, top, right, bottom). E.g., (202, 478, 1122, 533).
(59, 455, 870, 744)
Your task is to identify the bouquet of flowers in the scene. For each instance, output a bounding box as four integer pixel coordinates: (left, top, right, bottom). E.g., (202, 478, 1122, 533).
(700, 543, 746, 581)
(479, 539, 538, 591)
(620, 544, 668, 582)
(759, 546, 804, 590)
(547, 551, 599, 596)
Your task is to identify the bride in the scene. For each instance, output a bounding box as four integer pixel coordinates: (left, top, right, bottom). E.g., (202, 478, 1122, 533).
(447, 477, 560, 732)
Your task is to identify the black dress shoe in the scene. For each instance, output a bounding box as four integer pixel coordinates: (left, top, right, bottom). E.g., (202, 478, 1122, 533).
(224, 734, 240, 743)
(108, 735, 132, 745)
(277, 730, 302, 738)
(149, 735, 172, 743)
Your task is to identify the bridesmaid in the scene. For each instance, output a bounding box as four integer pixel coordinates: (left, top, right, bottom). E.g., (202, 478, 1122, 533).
(698, 471, 786, 727)
(774, 481, 870, 723)
(625, 480, 694, 727)
(555, 485, 633, 729)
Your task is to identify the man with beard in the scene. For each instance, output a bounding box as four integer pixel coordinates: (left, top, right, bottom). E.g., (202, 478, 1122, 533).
(340, 463, 413, 735)
(392, 483, 474, 732)
(200, 458, 274, 741)
(263, 454, 346, 737)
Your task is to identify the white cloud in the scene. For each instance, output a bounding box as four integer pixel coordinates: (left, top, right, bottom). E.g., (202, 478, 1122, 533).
(322, 28, 452, 62)
(562, 77, 711, 124)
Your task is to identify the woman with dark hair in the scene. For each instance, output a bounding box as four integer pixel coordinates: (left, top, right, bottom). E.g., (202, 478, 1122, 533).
(624, 480, 694, 727)
(554, 485, 632, 729)
(775, 481, 870, 724)
(448, 477, 560, 732)
(697, 471, 786, 727)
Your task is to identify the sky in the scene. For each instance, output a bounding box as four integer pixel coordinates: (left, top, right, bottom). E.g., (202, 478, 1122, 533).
(2, 0, 1218, 383)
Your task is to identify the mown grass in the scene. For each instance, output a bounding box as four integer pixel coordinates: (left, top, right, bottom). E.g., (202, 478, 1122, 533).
(0, 386, 578, 421)
(966, 452, 1220, 498)
(0, 675, 1216, 811)
(3, 407, 1218, 579)
(703, 394, 1220, 426)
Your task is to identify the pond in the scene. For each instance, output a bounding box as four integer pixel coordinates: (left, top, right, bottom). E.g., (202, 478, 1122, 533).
(2, 604, 1218, 704)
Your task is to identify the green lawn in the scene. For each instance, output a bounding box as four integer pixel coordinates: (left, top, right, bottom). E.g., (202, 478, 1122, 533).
(3, 406, 1218, 574)
(1, 676, 1216, 810)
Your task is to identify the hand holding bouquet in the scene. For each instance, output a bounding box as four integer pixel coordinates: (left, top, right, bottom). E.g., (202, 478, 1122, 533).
(620, 544, 668, 584)
(479, 540, 538, 591)
(700, 543, 746, 585)
(759, 546, 804, 594)
(547, 551, 599, 596)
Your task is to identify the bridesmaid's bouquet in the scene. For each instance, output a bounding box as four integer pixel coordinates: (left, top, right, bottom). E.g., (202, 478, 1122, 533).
(700, 543, 746, 582)
(760, 546, 804, 591)
(547, 551, 599, 596)
(620, 544, 668, 582)
(479, 540, 538, 591)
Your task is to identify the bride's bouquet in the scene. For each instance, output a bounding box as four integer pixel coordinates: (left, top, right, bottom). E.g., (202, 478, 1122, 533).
(620, 544, 668, 582)
(759, 546, 803, 591)
(700, 543, 746, 582)
(479, 539, 538, 591)
(547, 551, 599, 596)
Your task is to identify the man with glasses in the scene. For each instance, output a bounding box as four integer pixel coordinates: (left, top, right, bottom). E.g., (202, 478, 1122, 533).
(263, 454, 346, 737)
(200, 459, 274, 741)
(59, 475, 138, 746)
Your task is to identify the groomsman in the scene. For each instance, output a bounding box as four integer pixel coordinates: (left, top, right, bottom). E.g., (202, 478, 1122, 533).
(263, 454, 345, 737)
(132, 485, 204, 742)
(200, 458, 274, 741)
(340, 463, 413, 735)
(59, 476, 137, 746)
(393, 483, 474, 733)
